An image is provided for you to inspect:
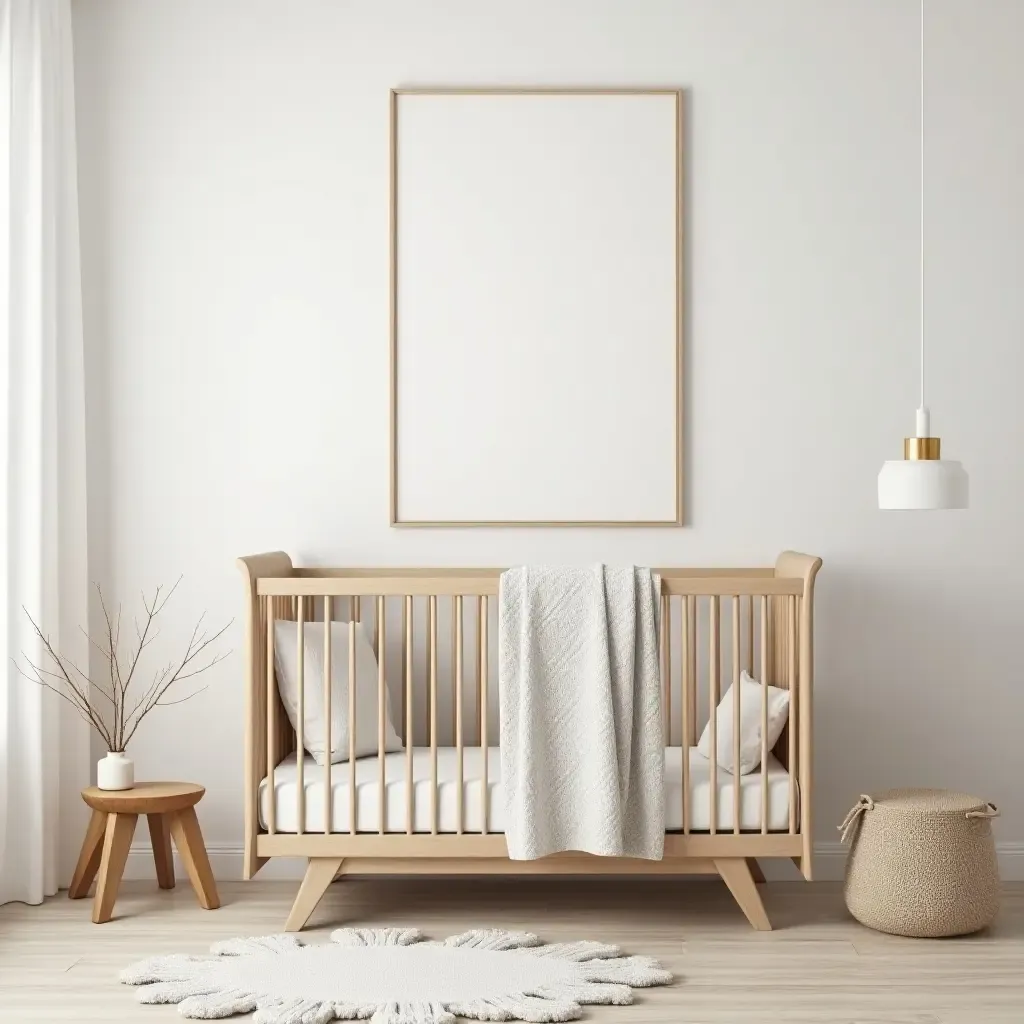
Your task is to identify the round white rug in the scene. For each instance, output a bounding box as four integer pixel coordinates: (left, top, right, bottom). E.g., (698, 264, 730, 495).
(120, 927, 671, 1023)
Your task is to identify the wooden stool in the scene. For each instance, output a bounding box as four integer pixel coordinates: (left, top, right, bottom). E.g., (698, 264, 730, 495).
(69, 782, 220, 923)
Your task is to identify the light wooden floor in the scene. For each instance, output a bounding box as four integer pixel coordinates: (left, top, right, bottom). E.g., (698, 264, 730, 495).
(2, 878, 1022, 1022)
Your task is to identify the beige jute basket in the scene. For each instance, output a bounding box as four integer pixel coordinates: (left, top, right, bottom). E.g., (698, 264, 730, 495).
(839, 788, 1000, 938)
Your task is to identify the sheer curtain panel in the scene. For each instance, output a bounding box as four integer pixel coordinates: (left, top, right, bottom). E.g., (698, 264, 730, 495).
(0, 0, 90, 905)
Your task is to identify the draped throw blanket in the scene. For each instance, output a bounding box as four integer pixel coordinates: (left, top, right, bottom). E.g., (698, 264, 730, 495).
(498, 566, 664, 860)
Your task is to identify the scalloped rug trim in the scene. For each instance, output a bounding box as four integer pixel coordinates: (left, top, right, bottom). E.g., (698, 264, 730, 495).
(120, 927, 672, 1023)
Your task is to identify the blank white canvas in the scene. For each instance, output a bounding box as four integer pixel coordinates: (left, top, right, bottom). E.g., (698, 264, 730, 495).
(394, 91, 680, 524)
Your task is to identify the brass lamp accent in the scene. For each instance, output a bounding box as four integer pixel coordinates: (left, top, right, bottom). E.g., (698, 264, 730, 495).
(904, 436, 940, 460)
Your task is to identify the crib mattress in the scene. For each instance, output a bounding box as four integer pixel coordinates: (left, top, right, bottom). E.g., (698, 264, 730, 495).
(258, 746, 794, 834)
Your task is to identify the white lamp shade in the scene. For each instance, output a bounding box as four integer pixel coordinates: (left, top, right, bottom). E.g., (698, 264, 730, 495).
(878, 459, 969, 509)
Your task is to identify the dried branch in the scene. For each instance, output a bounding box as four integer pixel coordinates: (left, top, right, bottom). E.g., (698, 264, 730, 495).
(18, 582, 230, 753)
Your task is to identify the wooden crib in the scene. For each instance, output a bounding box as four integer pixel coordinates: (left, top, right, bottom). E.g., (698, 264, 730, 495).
(237, 551, 821, 932)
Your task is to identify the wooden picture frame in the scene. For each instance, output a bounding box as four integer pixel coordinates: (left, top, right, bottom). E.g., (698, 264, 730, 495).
(390, 88, 684, 527)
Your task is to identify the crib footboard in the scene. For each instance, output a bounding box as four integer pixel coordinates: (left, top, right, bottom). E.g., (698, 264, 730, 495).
(237, 551, 821, 929)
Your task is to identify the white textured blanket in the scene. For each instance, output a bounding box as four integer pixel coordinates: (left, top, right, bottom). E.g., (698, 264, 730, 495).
(498, 566, 664, 861)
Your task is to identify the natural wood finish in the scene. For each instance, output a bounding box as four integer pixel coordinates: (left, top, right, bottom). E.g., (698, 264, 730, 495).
(455, 595, 464, 834)
(661, 592, 670, 743)
(148, 813, 175, 890)
(266, 592, 277, 835)
(92, 813, 137, 923)
(238, 550, 821, 930)
(390, 87, 684, 527)
(475, 597, 483, 746)
(324, 595, 332, 834)
(285, 857, 344, 932)
(81, 782, 205, 815)
(75, 784, 219, 921)
(258, 832, 804, 860)
(68, 809, 107, 899)
(9, 880, 1024, 1023)
(775, 551, 822, 879)
(480, 595, 489, 834)
(377, 595, 387, 835)
(709, 595, 719, 835)
(348, 615, 357, 835)
(293, 565, 776, 579)
(732, 595, 742, 834)
(296, 600, 305, 834)
(257, 576, 805, 598)
(405, 595, 414, 834)
(746, 858, 767, 884)
(168, 807, 220, 911)
(715, 857, 771, 931)
(429, 594, 438, 834)
(339, 856, 718, 875)
(237, 551, 294, 878)
(760, 595, 769, 835)
(788, 595, 798, 833)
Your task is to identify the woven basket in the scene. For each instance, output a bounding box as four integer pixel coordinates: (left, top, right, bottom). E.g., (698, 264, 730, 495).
(840, 788, 1000, 938)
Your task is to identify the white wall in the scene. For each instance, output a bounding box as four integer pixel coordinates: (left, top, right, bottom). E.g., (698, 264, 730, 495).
(71, 0, 1024, 879)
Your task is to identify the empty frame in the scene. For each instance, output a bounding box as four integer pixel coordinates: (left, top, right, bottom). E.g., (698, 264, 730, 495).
(390, 88, 683, 526)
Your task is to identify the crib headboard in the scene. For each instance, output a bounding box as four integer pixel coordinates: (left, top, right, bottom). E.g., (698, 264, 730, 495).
(237, 552, 821, 880)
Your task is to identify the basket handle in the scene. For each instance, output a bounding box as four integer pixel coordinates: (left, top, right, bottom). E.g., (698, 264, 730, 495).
(966, 802, 999, 820)
(838, 794, 875, 843)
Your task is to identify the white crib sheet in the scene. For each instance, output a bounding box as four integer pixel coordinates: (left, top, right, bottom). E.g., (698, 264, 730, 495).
(258, 746, 794, 834)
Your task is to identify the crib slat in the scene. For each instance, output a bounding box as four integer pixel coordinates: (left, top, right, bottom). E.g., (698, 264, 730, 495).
(349, 615, 357, 835)
(682, 594, 693, 834)
(732, 595, 741, 834)
(475, 602, 483, 747)
(480, 595, 489, 834)
(324, 598, 332, 834)
(372, 597, 379, 659)
(761, 594, 769, 835)
(266, 598, 276, 835)
(378, 596, 386, 835)
(709, 596, 719, 835)
(400, 597, 408, 739)
(405, 595, 413, 835)
(429, 595, 438, 835)
(789, 595, 798, 834)
(746, 594, 754, 674)
(455, 595, 464, 835)
(661, 593, 670, 744)
(451, 600, 458, 745)
(686, 594, 697, 745)
(296, 599, 306, 835)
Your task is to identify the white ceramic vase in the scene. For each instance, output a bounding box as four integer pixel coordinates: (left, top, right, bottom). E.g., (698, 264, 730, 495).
(97, 751, 134, 791)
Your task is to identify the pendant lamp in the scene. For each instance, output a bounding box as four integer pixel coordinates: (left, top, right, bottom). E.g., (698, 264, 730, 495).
(878, 0, 969, 510)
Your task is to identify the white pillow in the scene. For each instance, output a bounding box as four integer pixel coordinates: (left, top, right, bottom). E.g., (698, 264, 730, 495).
(697, 670, 790, 775)
(274, 621, 403, 765)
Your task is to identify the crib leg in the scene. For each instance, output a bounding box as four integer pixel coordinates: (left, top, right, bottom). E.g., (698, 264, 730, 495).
(746, 858, 766, 884)
(285, 857, 344, 932)
(714, 858, 772, 931)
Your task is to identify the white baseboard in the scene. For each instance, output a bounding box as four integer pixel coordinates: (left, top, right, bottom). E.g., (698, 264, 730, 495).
(123, 841, 1024, 884)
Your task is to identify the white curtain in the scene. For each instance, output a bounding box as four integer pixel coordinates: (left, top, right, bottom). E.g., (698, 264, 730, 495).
(0, 0, 90, 905)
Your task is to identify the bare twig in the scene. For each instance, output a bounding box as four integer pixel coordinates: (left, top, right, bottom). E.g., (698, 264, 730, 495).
(18, 582, 230, 753)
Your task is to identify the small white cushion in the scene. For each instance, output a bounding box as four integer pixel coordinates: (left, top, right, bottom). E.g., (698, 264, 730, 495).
(697, 670, 790, 775)
(274, 621, 403, 765)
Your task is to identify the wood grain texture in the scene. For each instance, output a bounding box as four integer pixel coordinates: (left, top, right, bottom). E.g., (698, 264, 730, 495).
(285, 858, 345, 932)
(168, 808, 220, 911)
(715, 858, 771, 931)
(68, 809, 107, 899)
(5, 880, 1022, 1023)
(92, 813, 137, 923)
(147, 814, 175, 890)
(81, 783, 204, 815)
